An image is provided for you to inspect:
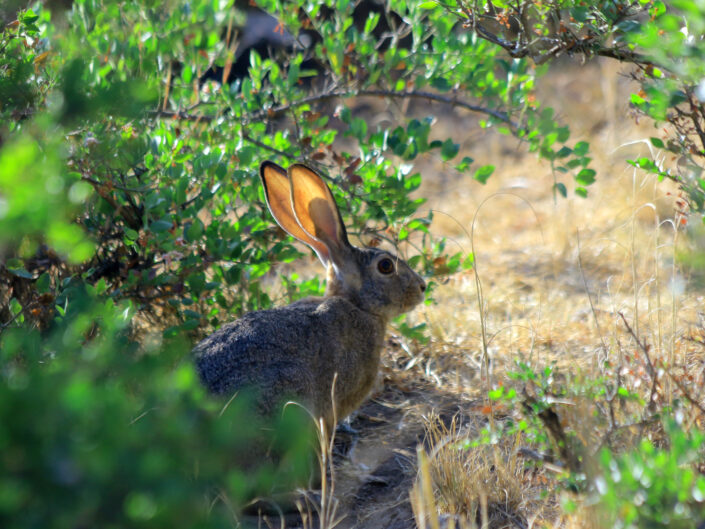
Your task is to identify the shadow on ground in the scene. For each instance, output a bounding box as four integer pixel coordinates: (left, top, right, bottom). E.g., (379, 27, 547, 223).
(251, 376, 482, 529)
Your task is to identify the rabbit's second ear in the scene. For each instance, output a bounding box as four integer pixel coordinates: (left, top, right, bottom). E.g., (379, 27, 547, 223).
(288, 164, 351, 263)
(259, 161, 332, 264)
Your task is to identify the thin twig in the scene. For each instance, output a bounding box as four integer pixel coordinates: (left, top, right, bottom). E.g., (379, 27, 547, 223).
(576, 230, 618, 429)
(685, 88, 705, 155)
(495, 505, 528, 529)
(0, 301, 37, 332)
(460, 2, 657, 68)
(241, 132, 293, 160)
(255, 89, 517, 127)
(81, 174, 149, 194)
(152, 88, 517, 129)
(595, 46, 654, 68)
(522, 392, 583, 473)
(618, 311, 660, 412)
(80, 175, 142, 230)
(598, 417, 661, 450)
(665, 368, 705, 417)
(684, 334, 705, 349)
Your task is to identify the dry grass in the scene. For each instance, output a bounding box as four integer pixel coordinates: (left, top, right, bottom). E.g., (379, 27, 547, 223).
(387, 57, 705, 528)
(411, 413, 549, 529)
(398, 58, 701, 391)
(252, 381, 345, 529)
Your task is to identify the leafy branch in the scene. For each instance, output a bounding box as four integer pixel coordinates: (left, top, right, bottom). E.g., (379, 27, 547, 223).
(441, 0, 705, 216)
(448, 0, 654, 68)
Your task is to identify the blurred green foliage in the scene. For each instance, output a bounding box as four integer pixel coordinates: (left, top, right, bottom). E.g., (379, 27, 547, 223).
(595, 421, 705, 528)
(0, 282, 314, 527)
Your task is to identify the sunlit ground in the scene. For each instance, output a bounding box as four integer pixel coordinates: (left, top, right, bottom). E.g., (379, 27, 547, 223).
(404, 58, 704, 527)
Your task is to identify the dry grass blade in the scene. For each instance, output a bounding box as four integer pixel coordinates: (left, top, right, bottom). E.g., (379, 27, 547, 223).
(293, 374, 344, 529)
(412, 413, 537, 529)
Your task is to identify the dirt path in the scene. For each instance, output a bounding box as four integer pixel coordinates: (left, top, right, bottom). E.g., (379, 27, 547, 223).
(334, 383, 462, 529)
(250, 376, 480, 529)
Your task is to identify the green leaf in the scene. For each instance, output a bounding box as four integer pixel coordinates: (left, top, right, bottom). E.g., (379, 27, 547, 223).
(455, 156, 474, 171)
(149, 219, 173, 233)
(474, 164, 494, 184)
(633, 157, 658, 171)
(573, 141, 589, 156)
(569, 6, 588, 22)
(488, 387, 504, 400)
(185, 219, 204, 242)
(431, 77, 451, 92)
(124, 492, 158, 521)
(364, 12, 380, 33)
(8, 267, 34, 279)
(440, 139, 459, 161)
(554, 183, 567, 198)
(576, 168, 596, 186)
(350, 117, 367, 141)
(556, 146, 572, 158)
(36, 273, 51, 293)
(649, 0, 666, 17)
(630, 92, 646, 105)
(397, 320, 429, 343)
(20, 9, 40, 24)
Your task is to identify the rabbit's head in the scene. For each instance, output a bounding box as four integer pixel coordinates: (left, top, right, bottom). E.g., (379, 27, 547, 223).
(260, 161, 426, 320)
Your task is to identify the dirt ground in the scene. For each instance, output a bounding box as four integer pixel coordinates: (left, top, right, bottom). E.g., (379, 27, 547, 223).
(251, 57, 705, 529)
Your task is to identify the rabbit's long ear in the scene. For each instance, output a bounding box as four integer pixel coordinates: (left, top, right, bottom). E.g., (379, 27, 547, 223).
(288, 164, 352, 268)
(260, 161, 332, 264)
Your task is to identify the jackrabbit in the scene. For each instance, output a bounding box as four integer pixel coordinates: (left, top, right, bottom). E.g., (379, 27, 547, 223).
(194, 161, 426, 431)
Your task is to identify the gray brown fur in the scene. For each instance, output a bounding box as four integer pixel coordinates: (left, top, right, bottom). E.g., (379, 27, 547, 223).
(193, 162, 426, 431)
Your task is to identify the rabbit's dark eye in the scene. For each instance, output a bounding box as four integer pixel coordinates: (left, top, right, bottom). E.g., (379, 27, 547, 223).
(377, 257, 395, 275)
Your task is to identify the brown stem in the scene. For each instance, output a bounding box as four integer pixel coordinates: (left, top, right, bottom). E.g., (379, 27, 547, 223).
(618, 311, 660, 413)
(522, 392, 583, 473)
(152, 88, 517, 129)
(665, 368, 705, 417)
(81, 175, 142, 231)
(241, 132, 293, 160)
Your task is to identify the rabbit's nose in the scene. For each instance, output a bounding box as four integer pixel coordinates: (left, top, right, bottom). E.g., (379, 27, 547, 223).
(419, 280, 426, 293)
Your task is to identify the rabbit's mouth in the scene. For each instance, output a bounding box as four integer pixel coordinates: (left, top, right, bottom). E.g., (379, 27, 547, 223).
(408, 277, 427, 306)
(404, 292, 425, 311)
(367, 295, 422, 320)
(395, 289, 426, 315)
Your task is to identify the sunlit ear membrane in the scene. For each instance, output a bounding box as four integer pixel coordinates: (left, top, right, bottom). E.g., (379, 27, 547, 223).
(288, 164, 350, 256)
(259, 161, 331, 264)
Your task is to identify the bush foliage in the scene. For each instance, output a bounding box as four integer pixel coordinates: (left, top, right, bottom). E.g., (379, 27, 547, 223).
(1, 0, 703, 526)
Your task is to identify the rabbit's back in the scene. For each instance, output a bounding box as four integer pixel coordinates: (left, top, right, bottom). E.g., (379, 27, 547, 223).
(193, 296, 386, 420)
(194, 301, 320, 395)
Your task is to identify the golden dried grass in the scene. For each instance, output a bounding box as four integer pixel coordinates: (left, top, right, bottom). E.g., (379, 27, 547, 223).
(411, 413, 539, 529)
(399, 58, 705, 528)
